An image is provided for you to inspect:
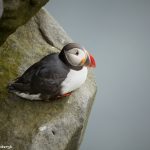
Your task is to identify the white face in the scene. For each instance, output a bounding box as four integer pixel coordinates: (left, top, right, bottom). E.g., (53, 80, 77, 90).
(65, 48, 87, 67)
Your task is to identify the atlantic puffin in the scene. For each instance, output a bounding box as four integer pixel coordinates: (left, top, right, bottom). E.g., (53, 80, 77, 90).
(8, 43, 96, 100)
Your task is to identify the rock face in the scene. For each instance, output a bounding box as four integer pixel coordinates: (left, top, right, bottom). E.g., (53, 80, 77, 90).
(0, 8, 96, 150)
(0, 0, 49, 45)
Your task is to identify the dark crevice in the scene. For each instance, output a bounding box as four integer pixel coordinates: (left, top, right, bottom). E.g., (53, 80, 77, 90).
(52, 130, 55, 135)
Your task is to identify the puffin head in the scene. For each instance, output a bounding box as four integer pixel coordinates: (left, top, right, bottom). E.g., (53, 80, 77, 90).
(59, 43, 96, 70)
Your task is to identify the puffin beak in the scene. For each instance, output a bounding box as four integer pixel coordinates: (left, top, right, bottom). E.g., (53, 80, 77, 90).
(88, 54, 96, 68)
(80, 57, 86, 65)
(83, 49, 96, 68)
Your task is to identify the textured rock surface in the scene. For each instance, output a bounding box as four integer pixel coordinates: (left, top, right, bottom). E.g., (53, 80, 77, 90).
(0, 9, 96, 150)
(0, 0, 49, 46)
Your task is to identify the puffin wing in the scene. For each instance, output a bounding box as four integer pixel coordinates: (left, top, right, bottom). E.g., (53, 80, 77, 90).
(8, 62, 41, 93)
(14, 53, 60, 84)
(15, 62, 41, 83)
(30, 64, 69, 98)
(8, 54, 58, 92)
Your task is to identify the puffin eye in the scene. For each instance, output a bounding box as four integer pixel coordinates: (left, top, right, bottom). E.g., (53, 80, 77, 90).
(75, 51, 79, 55)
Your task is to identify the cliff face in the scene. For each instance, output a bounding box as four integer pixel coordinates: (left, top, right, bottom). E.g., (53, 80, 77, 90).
(0, 2, 96, 150)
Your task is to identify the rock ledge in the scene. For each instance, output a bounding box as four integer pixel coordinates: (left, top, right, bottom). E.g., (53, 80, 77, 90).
(0, 9, 96, 150)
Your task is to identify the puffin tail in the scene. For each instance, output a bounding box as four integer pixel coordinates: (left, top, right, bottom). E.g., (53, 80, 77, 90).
(8, 82, 30, 93)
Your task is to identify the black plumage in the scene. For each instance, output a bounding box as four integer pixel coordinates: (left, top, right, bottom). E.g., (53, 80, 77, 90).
(8, 53, 70, 99)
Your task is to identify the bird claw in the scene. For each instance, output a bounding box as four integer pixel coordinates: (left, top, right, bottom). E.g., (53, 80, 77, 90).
(63, 93, 72, 97)
(56, 92, 72, 99)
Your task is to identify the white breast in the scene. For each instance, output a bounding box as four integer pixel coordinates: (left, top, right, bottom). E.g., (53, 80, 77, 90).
(61, 67, 88, 94)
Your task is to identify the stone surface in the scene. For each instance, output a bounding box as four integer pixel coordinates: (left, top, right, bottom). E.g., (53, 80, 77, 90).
(0, 9, 96, 150)
(0, 0, 49, 46)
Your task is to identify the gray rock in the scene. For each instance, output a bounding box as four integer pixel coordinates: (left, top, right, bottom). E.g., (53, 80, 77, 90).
(0, 9, 96, 150)
(0, 0, 49, 46)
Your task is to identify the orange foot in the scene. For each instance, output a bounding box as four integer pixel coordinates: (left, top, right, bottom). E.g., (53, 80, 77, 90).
(57, 92, 72, 99)
(63, 92, 72, 97)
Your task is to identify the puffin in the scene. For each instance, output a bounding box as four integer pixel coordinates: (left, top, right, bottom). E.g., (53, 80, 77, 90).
(8, 43, 96, 100)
